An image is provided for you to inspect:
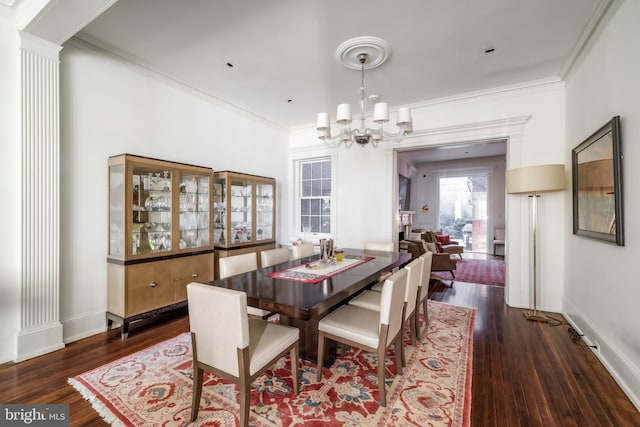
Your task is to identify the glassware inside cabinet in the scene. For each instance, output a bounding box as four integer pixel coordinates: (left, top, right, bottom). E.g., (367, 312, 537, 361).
(255, 181, 274, 241)
(133, 166, 172, 255)
(230, 179, 252, 243)
(179, 173, 210, 249)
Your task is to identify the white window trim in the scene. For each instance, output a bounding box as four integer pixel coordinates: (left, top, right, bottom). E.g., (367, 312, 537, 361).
(290, 149, 337, 243)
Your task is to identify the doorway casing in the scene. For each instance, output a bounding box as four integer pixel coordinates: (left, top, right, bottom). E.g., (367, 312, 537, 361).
(389, 116, 531, 308)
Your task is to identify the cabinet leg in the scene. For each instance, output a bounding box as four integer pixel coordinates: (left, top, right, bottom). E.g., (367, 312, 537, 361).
(121, 321, 130, 340)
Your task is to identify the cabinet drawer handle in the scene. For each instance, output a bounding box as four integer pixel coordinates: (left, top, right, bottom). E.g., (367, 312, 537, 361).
(150, 282, 157, 288)
(192, 273, 199, 278)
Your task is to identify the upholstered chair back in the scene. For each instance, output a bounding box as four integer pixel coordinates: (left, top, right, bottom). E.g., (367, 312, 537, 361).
(364, 241, 395, 252)
(292, 243, 314, 259)
(403, 257, 424, 321)
(379, 268, 407, 347)
(260, 247, 290, 268)
(420, 251, 433, 289)
(219, 252, 258, 279)
(187, 283, 249, 377)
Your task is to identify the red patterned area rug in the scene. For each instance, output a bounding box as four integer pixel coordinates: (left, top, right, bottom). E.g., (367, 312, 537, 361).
(433, 258, 505, 286)
(69, 301, 475, 427)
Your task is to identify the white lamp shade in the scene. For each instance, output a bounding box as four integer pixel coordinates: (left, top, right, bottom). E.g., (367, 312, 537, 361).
(397, 107, 412, 125)
(336, 103, 352, 125)
(506, 164, 566, 194)
(316, 112, 330, 130)
(373, 102, 389, 123)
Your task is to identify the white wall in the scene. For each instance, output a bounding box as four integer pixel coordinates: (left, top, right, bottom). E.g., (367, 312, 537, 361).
(57, 39, 289, 343)
(563, 0, 640, 409)
(0, 15, 20, 363)
(289, 82, 566, 311)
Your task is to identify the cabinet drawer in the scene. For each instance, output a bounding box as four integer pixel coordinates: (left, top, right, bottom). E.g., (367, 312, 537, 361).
(126, 260, 175, 316)
(174, 253, 214, 301)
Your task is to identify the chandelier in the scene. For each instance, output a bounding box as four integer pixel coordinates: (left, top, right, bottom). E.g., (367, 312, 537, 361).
(316, 37, 413, 149)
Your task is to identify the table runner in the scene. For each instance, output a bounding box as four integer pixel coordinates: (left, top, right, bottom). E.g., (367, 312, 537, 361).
(266, 254, 374, 284)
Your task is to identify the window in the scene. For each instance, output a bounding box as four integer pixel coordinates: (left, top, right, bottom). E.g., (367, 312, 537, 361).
(299, 159, 332, 234)
(438, 175, 488, 252)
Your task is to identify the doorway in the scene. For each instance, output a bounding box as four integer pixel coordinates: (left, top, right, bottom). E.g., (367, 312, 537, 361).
(438, 175, 488, 252)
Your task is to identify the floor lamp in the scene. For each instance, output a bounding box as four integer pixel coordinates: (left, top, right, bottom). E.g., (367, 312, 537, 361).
(506, 164, 565, 322)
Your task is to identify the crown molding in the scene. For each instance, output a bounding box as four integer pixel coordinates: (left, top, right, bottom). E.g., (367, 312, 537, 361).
(560, 0, 616, 79)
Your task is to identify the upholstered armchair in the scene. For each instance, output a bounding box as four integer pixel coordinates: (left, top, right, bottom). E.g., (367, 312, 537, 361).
(402, 239, 457, 278)
(422, 231, 464, 259)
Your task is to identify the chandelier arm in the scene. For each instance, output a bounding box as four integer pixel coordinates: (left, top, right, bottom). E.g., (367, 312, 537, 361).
(319, 128, 356, 148)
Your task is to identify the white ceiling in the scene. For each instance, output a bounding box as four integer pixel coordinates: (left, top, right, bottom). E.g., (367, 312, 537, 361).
(76, 0, 605, 134)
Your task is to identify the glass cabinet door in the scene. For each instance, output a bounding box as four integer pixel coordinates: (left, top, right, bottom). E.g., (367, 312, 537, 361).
(133, 165, 173, 256)
(212, 171, 275, 249)
(230, 178, 252, 243)
(178, 172, 210, 250)
(255, 181, 274, 241)
(108, 163, 125, 258)
(213, 178, 226, 246)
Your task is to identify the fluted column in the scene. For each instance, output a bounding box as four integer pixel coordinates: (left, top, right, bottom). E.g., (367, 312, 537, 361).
(16, 33, 64, 361)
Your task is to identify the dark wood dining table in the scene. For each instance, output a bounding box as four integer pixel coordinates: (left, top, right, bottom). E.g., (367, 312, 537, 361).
(206, 248, 411, 364)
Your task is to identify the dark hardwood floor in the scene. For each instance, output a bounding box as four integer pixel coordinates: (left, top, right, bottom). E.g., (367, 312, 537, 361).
(1, 260, 639, 426)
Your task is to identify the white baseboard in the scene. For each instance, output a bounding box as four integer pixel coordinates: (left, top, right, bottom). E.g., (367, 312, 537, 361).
(15, 322, 65, 362)
(62, 311, 107, 344)
(564, 301, 640, 412)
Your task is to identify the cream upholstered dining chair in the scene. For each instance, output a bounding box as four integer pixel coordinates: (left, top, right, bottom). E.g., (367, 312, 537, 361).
(364, 241, 396, 285)
(348, 257, 424, 349)
(218, 252, 272, 319)
(187, 283, 299, 427)
(260, 247, 290, 268)
(415, 251, 434, 337)
(316, 268, 407, 406)
(364, 241, 395, 252)
(291, 242, 314, 260)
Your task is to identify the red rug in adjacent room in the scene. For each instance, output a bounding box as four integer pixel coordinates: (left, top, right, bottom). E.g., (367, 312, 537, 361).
(433, 258, 505, 286)
(69, 301, 475, 427)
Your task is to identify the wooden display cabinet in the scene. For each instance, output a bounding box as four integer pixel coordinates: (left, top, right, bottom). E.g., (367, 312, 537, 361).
(213, 171, 276, 277)
(107, 154, 214, 337)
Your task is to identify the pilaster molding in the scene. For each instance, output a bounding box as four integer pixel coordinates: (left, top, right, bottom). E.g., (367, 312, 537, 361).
(16, 32, 63, 361)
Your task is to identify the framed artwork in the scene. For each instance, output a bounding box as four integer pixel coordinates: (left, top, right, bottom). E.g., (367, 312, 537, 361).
(572, 116, 624, 245)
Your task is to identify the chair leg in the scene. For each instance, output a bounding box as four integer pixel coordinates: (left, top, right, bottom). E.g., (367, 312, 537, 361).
(316, 332, 326, 382)
(422, 298, 429, 330)
(394, 337, 404, 374)
(239, 379, 251, 427)
(290, 344, 299, 395)
(190, 364, 204, 422)
(377, 346, 387, 407)
(408, 314, 417, 346)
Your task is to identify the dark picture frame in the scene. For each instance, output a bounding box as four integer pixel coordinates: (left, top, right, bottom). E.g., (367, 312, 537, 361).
(399, 175, 411, 211)
(572, 116, 624, 245)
